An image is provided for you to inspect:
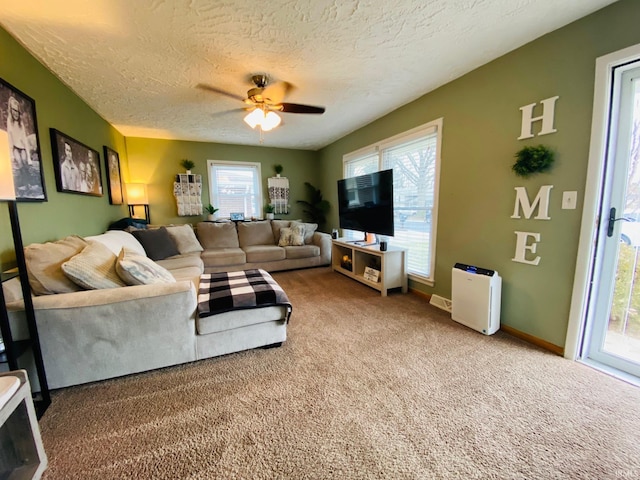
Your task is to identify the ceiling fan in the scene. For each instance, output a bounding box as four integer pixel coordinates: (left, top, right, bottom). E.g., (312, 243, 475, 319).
(197, 74, 325, 132)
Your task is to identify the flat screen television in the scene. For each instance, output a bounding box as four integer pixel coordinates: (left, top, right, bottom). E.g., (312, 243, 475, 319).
(337, 169, 394, 241)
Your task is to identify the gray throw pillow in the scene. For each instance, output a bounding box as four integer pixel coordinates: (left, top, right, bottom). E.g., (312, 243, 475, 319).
(131, 227, 180, 261)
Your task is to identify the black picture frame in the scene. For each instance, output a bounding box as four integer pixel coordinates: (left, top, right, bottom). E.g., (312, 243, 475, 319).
(104, 146, 123, 205)
(0, 77, 47, 201)
(50, 129, 103, 196)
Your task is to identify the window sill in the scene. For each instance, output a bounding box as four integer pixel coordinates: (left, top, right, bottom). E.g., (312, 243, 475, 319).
(408, 273, 434, 288)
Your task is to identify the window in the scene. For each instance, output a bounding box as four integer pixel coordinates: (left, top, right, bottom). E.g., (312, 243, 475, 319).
(207, 161, 263, 219)
(342, 119, 442, 284)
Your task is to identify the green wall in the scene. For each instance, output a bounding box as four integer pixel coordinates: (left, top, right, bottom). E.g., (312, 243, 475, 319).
(0, 25, 128, 269)
(318, 0, 640, 349)
(124, 137, 320, 226)
(3, 1, 638, 350)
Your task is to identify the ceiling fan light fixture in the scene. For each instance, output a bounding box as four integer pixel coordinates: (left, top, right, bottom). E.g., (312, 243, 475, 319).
(261, 111, 282, 131)
(243, 108, 264, 129)
(243, 107, 282, 132)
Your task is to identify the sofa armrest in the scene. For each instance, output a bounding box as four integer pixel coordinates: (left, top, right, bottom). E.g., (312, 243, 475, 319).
(312, 231, 332, 265)
(6, 281, 198, 389)
(6, 281, 196, 340)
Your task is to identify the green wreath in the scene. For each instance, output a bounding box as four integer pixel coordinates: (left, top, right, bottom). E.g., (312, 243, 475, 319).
(512, 145, 555, 178)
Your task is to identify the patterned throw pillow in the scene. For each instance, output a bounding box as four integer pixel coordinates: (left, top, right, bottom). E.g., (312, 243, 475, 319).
(116, 248, 176, 286)
(61, 241, 126, 290)
(278, 224, 305, 246)
(290, 221, 317, 244)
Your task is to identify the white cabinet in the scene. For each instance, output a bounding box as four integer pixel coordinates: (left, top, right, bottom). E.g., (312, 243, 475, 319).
(0, 370, 47, 479)
(331, 239, 407, 296)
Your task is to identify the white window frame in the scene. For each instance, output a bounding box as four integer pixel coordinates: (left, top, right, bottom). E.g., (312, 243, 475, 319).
(207, 160, 263, 219)
(342, 118, 443, 286)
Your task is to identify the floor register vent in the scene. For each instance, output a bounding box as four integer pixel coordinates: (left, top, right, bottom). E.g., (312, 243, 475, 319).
(429, 295, 452, 313)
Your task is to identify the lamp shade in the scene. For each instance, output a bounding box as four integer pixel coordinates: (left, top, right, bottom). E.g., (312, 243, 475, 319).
(125, 183, 148, 204)
(0, 130, 16, 201)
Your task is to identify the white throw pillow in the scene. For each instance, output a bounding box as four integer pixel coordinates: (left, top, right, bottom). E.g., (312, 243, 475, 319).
(85, 230, 146, 256)
(62, 242, 126, 290)
(116, 248, 176, 286)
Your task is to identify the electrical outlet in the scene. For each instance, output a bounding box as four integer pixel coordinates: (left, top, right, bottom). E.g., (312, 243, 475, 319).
(562, 191, 577, 209)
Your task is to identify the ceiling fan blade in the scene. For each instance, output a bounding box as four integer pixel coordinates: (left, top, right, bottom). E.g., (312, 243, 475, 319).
(262, 81, 293, 105)
(279, 103, 325, 114)
(196, 83, 245, 102)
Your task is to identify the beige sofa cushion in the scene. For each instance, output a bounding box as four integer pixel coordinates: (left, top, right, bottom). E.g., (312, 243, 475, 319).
(196, 222, 239, 248)
(155, 252, 204, 272)
(237, 221, 274, 247)
(166, 224, 203, 254)
(25, 235, 88, 295)
(116, 248, 176, 286)
(200, 248, 246, 267)
(242, 245, 286, 263)
(284, 245, 320, 259)
(62, 241, 126, 290)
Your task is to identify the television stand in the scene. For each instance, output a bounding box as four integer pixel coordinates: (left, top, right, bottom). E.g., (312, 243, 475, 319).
(331, 238, 408, 296)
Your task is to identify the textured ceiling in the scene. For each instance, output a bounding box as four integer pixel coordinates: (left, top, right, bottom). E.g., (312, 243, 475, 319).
(0, 0, 618, 150)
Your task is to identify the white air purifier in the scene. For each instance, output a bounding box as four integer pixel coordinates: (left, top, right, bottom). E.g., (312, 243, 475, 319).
(451, 263, 501, 335)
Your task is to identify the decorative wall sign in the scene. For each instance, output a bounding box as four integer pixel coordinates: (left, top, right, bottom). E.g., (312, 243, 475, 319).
(268, 176, 289, 214)
(0, 77, 47, 201)
(174, 173, 202, 216)
(511, 185, 553, 266)
(518, 96, 559, 140)
(364, 266, 380, 282)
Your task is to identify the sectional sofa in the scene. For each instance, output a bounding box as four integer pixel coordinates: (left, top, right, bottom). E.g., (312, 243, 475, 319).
(3, 219, 331, 390)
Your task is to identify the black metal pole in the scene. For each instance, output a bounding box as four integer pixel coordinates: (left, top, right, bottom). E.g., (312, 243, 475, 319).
(0, 279, 19, 371)
(8, 201, 50, 413)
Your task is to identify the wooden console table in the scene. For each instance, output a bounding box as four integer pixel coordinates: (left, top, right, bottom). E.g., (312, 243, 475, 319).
(331, 239, 407, 296)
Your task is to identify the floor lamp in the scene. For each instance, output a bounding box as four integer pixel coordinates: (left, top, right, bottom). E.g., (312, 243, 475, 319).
(0, 131, 50, 417)
(126, 183, 150, 223)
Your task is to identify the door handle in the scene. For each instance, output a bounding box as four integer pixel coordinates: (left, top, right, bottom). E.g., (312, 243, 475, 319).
(607, 207, 632, 237)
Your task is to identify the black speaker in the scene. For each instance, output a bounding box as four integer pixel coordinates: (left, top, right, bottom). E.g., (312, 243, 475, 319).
(379, 241, 387, 251)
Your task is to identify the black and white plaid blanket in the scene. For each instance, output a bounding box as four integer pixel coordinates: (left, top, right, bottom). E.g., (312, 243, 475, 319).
(198, 269, 292, 320)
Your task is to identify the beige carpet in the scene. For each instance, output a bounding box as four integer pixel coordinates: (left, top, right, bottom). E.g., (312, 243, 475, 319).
(38, 267, 640, 479)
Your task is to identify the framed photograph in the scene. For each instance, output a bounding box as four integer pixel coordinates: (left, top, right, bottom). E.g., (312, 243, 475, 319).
(0, 77, 47, 201)
(104, 146, 123, 204)
(50, 129, 102, 196)
(230, 212, 245, 221)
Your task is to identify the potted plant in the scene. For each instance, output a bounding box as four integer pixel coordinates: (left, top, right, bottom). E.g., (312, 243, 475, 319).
(274, 164, 283, 177)
(181, 159, 195, 174)
(264, 203, 275, 220)
(204, 204, 219, 221)
(296, 182, 330, 230)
